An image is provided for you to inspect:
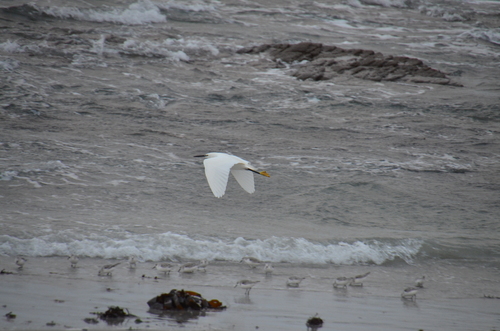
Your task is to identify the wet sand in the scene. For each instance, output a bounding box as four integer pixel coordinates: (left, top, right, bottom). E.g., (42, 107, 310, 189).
(1, 256, 498, 331)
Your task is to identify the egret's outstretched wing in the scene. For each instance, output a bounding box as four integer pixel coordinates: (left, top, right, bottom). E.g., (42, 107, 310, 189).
(231, 168, 255, 194)
(203, 155, 236, 198)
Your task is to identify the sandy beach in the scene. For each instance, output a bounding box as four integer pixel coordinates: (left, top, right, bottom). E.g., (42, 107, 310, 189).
(1, 256, 498, 331)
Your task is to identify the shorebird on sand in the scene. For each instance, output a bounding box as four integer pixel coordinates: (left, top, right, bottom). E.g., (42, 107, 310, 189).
(235, 280, 260, 295)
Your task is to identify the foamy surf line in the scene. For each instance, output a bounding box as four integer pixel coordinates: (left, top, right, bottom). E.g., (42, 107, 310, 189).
(17, 1, 167, 25)
(0, 232, 422, 265)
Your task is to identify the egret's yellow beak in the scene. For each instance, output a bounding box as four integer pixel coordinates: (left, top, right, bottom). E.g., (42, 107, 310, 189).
(259, 171, 270, 178)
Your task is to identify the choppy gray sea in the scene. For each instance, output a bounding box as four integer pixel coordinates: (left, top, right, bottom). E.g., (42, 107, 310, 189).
(1, 0, 500, 323)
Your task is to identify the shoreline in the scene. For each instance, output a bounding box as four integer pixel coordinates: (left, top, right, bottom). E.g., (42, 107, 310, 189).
(1, 257, 498, 331)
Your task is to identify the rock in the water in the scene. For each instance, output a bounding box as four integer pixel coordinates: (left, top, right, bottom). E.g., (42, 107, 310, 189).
(237, 42, 460, 86)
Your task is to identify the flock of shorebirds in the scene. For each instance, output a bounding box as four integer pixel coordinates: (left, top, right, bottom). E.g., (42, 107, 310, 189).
(238, 257, 425, 299)
(12, 256, 425, 299)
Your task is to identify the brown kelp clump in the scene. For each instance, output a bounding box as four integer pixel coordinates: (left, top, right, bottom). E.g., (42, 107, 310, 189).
(147, 289, 226, 311)
(90, 306, 137, 325)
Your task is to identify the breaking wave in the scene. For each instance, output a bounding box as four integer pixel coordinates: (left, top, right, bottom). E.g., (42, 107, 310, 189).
(0, 231, 422, 265)
(4, 1, 166, 25)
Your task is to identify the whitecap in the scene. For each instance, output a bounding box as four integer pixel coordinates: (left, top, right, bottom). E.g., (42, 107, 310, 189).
(157, 1, 217, 13)
(0, 231, 422, 265)
(0, 59, 19, 71)
(0, 40, 22, 53)
(0, 170, 18, 181)
(39, 0, 166, 25)
(359, 0, 407, 8)
(121, 39, 190, 61)
(459, 28, 500, 46)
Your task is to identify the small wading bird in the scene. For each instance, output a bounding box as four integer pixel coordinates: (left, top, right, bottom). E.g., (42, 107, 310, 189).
(128, 256, 137, 269)
(178, 262, 199, 274)
(15, 257, 27, 269)
(350, 271, 370, 287)
(98, 262, 120, 276)
(197, 259, 208, 272)
(153, 263, 173, 275)
(415, 275, 425, 288)
(235, 280, 260, 295)
(195, 152, 270, 198)
(286, 276, 306, 288)
(333, 276, 353, 289)
(68, 255, 79, 268)
(401, 287, 418, 300)
(264, 263, 274, 275)
(240, 256, 262, 269)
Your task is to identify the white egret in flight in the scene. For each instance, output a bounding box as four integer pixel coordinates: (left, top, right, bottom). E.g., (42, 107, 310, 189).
(195, 152, 270, 198)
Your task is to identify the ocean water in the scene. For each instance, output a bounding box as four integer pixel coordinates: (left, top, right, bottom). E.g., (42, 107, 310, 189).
(1, 0, 499, 311)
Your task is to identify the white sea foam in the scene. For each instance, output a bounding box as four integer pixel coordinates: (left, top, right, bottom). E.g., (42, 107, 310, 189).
(121, 39, 189, 61)
(0, 40, 22, 53)
(120, 36, 219, 60)
(419, 5, 467, 22)
(157, 1, 217, 12)
(0, 59, 19, 71)
(0, 170, 18, 181)
(164, 38, 219, 57)
(459, 28, 500, 46)
(38, 1, 166, 25)
(359, 0, 407, 8)
(0, 231, 422, 265)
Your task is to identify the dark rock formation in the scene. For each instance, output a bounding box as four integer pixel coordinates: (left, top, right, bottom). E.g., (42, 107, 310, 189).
(237, 42, 459, 86)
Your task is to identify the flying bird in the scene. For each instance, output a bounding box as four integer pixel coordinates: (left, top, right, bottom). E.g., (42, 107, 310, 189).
(195, 152, 270, 198)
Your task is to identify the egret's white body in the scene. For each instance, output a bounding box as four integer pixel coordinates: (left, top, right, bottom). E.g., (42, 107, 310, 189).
(195, 152, 270, 198)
